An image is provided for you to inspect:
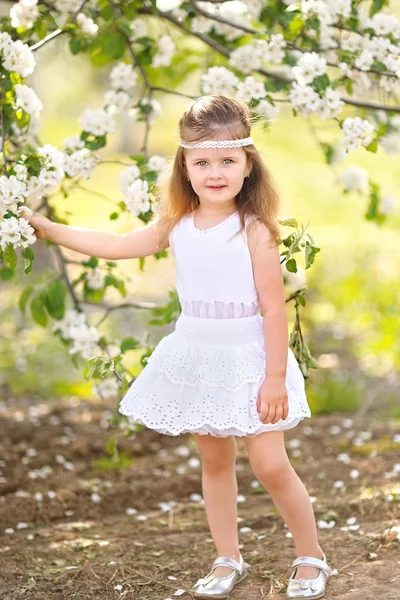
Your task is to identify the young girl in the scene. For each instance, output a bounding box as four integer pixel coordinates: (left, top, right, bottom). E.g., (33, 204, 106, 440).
(28, 94, 334, 599)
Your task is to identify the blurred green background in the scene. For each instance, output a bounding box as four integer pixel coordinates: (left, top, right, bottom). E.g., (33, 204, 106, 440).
(1, 34, 399, 419)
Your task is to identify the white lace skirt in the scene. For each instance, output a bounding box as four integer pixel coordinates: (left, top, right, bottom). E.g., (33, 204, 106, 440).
(118, 313, 311, 438)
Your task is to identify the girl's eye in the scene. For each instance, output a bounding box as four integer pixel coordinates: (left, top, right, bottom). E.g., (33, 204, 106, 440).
(195, 159, 233, 166)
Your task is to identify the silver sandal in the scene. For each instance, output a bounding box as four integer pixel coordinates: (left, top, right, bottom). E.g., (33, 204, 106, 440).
(286, 553, 333, 599)
(192, 554, 249, 599)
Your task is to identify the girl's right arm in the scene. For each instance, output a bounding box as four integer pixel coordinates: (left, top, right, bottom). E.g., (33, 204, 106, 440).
(27, 212, 170, 259)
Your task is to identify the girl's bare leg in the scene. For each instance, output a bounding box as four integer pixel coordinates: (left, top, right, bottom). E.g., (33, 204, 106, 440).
(244, 431, 324, 580)
(193, 433, 240, 578)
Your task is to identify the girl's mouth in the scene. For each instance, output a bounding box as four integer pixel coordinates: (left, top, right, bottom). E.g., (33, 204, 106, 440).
(207, 185, 227, 190)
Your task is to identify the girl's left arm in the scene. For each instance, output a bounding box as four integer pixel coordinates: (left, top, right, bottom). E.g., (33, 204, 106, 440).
(247, 219, 288, 377)
(247, 219, 289, 424)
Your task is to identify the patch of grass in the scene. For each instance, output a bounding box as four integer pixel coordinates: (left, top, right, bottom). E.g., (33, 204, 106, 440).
(306, 370, 365, 414)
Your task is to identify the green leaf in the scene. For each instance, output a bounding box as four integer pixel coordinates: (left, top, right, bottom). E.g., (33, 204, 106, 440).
(286, 258, 297, 273)
(109, 211, 119, 220)
(120, 337, 141, 353)
(44, 280, 66, 319)
(31, 296, 48, 327)
(304, 241, 320, 269)
(69, 37, 81, 55)
(365, 138, 378, 153)
(279, 217, 298, 228)
(369, 0, 389, 17)
(0, 266, 14, 280)
(19, 285, 34, 313)
(4, 244, 18, 269)
(21, 246, 34, 274)
(84, 356, 104, 380)
(312, 73, 330, 92)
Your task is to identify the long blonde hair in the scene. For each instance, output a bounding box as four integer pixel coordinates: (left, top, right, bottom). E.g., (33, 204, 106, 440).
(156, 94, 281, 247)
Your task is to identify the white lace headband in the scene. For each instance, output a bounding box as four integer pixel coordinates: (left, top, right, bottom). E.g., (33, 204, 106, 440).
(179, 136, 254, 149)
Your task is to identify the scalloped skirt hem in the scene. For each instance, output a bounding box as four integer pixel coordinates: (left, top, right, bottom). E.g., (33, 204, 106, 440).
(118, 414, 311, 438)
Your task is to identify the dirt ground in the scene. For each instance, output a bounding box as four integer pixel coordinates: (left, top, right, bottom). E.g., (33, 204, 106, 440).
(0, 393, 399, 600)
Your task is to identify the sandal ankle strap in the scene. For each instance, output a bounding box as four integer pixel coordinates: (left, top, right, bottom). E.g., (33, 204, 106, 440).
(291, 555, 332, 577)
(211, 555, 243, 573)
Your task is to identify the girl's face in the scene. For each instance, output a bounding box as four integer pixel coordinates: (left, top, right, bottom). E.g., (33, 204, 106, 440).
(185, 146, 250, 209)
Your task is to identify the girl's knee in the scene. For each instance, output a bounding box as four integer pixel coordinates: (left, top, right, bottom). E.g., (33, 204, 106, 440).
(194, 434, 237, 471)
(251, 457, 292, 486)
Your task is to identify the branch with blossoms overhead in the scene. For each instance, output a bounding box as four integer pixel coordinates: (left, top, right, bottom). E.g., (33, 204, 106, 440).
(0, 0, 399, 406)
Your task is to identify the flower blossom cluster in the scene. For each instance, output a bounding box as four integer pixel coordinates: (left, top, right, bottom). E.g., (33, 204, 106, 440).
(52, 309, 100, 360)
(0, 31, 35, 77)
(120, 156, 166, 218)
(340, 117, 375, 152)
(152, 35, 175, 68)
(10, 0, 39, 29)
(229, 35, 286, 74)
(63, 136, 99, 180)
(191, 4, 255, 42)
(0, 215, 35, 251)
(289, 83, 344, 120)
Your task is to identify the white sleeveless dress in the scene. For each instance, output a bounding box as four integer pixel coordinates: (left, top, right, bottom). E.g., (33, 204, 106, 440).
(118, 211, 311, 437)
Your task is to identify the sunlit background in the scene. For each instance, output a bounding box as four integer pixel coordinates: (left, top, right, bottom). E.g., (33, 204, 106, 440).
(1, 6, 399, 419)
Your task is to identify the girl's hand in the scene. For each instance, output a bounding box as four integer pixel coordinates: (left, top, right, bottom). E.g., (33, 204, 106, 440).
(257, 376, 288, 424)
(25, 212, 53, 241)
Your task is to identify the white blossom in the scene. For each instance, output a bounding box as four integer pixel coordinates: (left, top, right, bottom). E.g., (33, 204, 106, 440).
(109, 62, 138, 93)
(52, 309, 100, 361)
(86, 267, 105, 290)
(152, 35, 175, 68)
(78, 108, 115, 136)
(124, 179, 150, 216)
(10, 0, 39, 29)
(148, 155, 166, 172)
(0, 175, 27, 216)
(338, 166, 369, 192)
(63, 134, 85, 152)
(156, 0, 182, 11)
(93, 378, 119, 400)
(130, 18, 148, 40)
(14, 83, 42, 116)
(236, 76, 266, 102)
(120, 165, 141, 194)
(63, 148, 99, 179)
(341, 116, 374, 152)
(292, 52, 327, 85)
(130, 98, 163, 123)
(103, 90, 132, 114)
(1, 38, 35, 77)
(381, 195, 396, 215)
(201, 66, 239, 95)
(369, 13, 400, 38)
(380, 131, 400, 155)
(76, 13, 98, 36)
(0, 216, 36, 250)
(54, 0, 82, 12)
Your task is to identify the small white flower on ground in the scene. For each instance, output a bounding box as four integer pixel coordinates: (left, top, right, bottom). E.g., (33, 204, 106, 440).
(175, 445, 190, 457)
(114, 584, 123, 591)
(237, 495, 246, 503)
(16, 522, 28, 529)
(188, 457, 200, 469)
(4, 528, 15, 534)
(317, 520, 336, 529)
(136, 515, 147, 521)
(239, 526, 252, 533)
(250, 480, 260, 488)
(189, 493, 203, 503)
(334, 480, 345, 489)
(168, 575, 178, 580)
(34, 492, 43, 502)
(173, 590, 186, 597)
(350, 469, 360, 479)
(347, 517, 357, 525)
(91, 493, 101, 503)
